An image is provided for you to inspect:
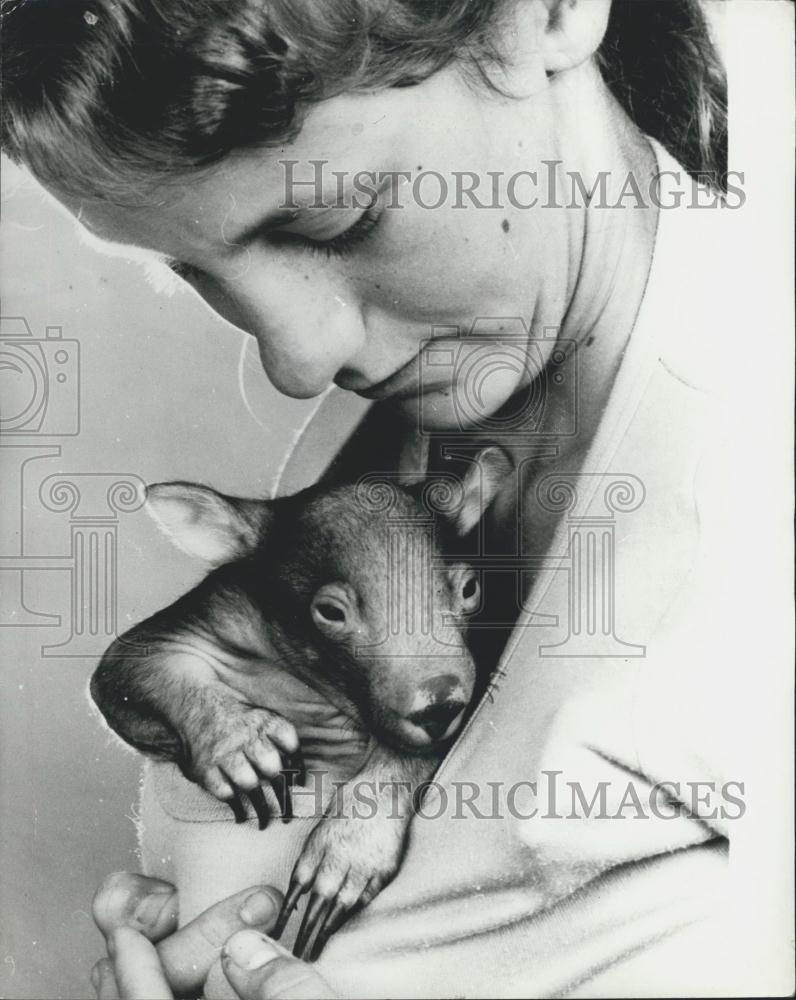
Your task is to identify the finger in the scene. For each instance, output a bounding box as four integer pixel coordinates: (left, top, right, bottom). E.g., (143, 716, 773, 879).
(204, 955, 241, 1000)
(91, 958, 120, 1000)
(204, 767, 235, 802)
(221, 753, 261, 792)
(92, 872, 178, 942)
(157, 886, 282, 996)
(108, 927, 173, 1000)
(246, 744, 298, 818)
(247, 749, 293, 823)
(265, 717, 301, 757)
(293, 893, 333, 960)
(247, 785, 272, 830)
(222, 930, 335, 999)
(246, 742, 282, 779)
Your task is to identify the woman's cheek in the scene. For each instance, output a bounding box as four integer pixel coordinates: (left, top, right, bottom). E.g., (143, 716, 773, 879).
(364, 248, 504, 325)
(368, 205, 510, 318)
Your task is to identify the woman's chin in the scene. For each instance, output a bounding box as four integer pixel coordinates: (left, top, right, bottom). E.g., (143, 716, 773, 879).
(394, 380, 524, 433)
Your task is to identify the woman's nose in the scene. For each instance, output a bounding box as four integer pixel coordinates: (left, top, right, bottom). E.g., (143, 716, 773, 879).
(207, 267, 367, 398)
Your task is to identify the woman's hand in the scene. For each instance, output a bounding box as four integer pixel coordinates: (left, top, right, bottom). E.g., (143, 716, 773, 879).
(90, 873, 336, 999)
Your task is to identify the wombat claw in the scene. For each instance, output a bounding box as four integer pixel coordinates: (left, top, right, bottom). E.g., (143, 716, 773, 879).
(273, 881, 369, 961)
(223, 749, 306, 828)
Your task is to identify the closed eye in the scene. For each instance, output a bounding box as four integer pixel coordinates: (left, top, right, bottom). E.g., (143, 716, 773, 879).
(272, 204, 383, 260)
(164, 202, 383, 279)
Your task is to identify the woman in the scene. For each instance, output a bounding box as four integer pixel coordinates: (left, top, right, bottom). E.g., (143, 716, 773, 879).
(2, 0, 788, 996)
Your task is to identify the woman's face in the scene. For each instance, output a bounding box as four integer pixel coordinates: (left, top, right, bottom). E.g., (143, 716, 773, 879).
(59, 58, 578, 431)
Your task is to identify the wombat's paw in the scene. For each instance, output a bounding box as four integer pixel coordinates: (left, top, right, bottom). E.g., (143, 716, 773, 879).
(273, 790, 409, 960)
(185, 706, 305, 829)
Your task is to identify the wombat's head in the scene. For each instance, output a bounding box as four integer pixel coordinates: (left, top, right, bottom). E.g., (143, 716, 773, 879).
(146, 448, 511, 754)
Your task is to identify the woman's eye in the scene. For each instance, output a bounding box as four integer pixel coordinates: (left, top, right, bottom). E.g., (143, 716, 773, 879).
(274, 205, 383, 261)
(165, 203, 383, 280)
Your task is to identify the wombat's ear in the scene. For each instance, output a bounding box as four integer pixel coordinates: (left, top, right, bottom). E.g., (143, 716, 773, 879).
(145, 482, 271, 565)
(451, 446, 513, 536)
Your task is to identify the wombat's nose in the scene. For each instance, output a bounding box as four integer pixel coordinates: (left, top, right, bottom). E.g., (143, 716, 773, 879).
(406, 700, 465, 741)
(406, 675, 467, 741)
(418, 674, 463, 705)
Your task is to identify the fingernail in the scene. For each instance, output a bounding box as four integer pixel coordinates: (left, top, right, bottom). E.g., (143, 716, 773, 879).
(240, 889, 277, 926)
(223, 929, 280, 971)
(133, 887, 177, 929)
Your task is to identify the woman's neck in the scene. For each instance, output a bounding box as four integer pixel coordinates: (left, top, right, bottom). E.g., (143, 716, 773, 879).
(497, 61, 660, 473)
(392, 61, 660, 537)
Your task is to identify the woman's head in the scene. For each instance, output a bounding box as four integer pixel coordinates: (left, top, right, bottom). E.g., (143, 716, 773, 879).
(1, 1, 726, 425)
(2, 0, 726, 196)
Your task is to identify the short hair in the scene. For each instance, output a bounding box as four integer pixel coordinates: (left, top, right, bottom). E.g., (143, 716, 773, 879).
(1, 0, 727, 199)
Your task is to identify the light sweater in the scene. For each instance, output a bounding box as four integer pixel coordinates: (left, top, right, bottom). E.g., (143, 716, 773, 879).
(138, 144, 793, 997)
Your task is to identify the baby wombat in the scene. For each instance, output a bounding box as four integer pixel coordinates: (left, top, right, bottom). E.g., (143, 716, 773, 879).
(91, 447, 509, 959)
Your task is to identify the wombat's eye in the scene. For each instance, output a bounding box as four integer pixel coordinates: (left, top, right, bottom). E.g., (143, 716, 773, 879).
(315, 602, 345, 623)
(310, 585, 352, 638)
(458, 570, 481, 614)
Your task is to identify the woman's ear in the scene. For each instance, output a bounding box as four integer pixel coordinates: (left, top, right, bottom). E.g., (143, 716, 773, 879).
(537, 0, 612, 72)
(145, 482, 271, 565)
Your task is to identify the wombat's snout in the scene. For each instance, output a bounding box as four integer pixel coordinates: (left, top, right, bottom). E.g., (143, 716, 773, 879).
(406, 700, 465, 742)
(401, 674, 469, 745)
